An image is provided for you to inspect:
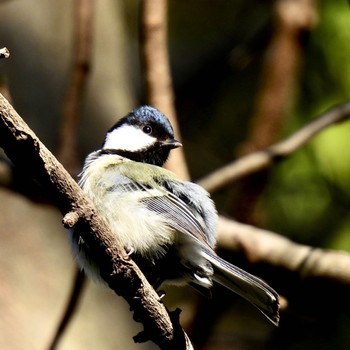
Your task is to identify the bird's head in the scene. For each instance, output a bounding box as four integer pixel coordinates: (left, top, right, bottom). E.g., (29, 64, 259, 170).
(102, 106, 182, 166)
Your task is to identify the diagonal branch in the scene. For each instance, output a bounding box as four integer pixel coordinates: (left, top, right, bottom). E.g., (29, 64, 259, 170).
(198, 101, 350, 193)
(0, 93, 192, 349)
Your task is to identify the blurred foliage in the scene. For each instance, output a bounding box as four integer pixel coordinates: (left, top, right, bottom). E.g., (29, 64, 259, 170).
(265, 0, 350, 254)
(170, 0, 274, 175)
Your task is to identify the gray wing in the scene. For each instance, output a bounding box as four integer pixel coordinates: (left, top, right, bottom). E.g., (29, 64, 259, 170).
(113, 172, 280, 325)
(142, 187, 216, 247)
(113, 174, 216, 247)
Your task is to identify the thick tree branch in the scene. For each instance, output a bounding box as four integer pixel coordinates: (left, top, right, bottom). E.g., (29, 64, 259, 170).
(0, 93, 192, 349)
(198, 101, 350, 193)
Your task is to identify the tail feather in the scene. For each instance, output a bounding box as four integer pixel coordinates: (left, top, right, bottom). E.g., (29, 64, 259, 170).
(202, 248, 280, 325)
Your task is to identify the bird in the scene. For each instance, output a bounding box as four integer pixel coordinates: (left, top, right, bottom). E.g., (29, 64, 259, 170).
(68, 105, 280, 325)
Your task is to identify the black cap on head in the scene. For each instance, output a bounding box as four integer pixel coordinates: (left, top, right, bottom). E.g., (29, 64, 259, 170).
(104, 106, 181, 166)
(110, 106, 175, 141)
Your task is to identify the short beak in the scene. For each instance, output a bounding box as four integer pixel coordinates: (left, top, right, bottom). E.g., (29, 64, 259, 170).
(161, 138, 182, 149)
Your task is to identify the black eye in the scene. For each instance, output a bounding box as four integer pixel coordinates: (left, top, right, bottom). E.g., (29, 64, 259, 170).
(143, 125, 152, 134)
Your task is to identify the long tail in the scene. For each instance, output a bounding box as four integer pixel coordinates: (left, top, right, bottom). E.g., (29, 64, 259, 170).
(201, 247, 280, 325)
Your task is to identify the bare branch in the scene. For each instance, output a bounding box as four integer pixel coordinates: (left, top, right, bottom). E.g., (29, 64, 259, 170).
(198, 101, 350, 193)
(140, 0, 189, 180)
(0, 93, 192, 349)
(57, 0, 94, 175)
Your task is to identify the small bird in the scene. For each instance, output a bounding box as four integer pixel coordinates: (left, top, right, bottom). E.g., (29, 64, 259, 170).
(69, 106, 280, 325)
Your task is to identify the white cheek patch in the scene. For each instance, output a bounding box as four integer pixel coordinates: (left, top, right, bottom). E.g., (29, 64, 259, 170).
(103, 124, 157, 152)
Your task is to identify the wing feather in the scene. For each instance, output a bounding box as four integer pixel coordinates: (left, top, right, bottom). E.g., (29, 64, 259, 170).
(201, 246, 280, 325)
(142, 192, 209, 244)
(112, 174, 211, 246)
(110, 162, 280, 325)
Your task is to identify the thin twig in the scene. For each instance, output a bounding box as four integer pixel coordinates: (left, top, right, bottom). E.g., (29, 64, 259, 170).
(140, 0, 189, 180)
(0, 93, 192, 349)
(48, 269, 86, 350)
(198, 101, 350, 193)
(57, 0, 94, 175)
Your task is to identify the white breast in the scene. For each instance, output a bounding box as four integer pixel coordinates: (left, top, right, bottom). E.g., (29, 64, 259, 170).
(79, 154, 175, 261)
